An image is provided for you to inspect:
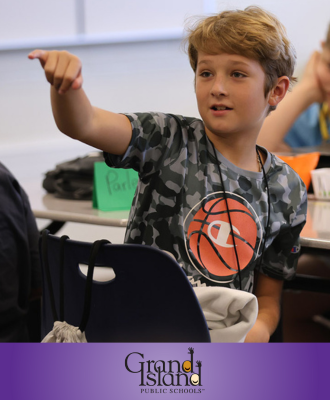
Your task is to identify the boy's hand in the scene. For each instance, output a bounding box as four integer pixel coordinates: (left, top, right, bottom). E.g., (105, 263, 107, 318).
(28, 50, 83, 95)
(300, 51, 325, 103)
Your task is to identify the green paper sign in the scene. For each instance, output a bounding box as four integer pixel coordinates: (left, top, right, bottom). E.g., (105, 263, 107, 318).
(93, 162, 138, 211)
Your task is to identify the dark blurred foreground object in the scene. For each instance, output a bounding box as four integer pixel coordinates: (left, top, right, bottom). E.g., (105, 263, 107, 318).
(0, 162, 41, 342)
(42, 152, 104, 200)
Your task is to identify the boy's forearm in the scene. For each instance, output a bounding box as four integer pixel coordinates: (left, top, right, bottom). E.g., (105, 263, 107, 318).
(245, 274, 283, 342)
(244, 295, 281, 343)
(50, 86, 132, 154)
(244, 294, 281, 343)
(257, 295, 281, 335)
(51, 86, 94, 141)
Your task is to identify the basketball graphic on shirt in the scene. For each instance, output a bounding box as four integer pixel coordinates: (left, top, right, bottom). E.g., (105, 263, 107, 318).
(185, 193, 260, 282)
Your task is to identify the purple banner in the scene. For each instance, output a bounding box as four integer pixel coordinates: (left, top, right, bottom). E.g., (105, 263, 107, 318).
(1, 343, 329, 400)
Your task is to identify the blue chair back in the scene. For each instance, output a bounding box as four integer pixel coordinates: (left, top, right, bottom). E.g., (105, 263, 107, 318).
(40, 233, 211, 342)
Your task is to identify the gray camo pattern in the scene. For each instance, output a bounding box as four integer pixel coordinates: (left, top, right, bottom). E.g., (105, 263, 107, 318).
(105, 112, 307, 292)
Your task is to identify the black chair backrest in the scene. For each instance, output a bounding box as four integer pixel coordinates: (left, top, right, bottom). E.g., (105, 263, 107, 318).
(40, 233, 211, 342)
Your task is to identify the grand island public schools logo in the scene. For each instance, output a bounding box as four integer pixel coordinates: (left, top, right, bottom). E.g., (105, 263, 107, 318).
(184, 192, 262, 283)
(125, 347, 205, 394)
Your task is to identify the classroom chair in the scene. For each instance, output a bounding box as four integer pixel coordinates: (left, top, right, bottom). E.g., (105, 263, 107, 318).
(40, 231, 211, 342)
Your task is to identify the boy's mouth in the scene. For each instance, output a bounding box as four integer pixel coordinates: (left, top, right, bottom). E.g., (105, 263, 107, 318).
(211, 105, 232, 111)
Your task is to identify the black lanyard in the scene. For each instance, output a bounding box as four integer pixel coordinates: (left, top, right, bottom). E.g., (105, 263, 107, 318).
(210, 143, 271, 291)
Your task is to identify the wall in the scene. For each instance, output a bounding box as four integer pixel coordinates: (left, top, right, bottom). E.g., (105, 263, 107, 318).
(1, 0, 329, 150)
(0, 0, 329, 241)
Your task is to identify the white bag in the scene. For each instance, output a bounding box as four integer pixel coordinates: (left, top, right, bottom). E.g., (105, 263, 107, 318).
(194, 286, 258, 343)
(42, 321, 87, 343)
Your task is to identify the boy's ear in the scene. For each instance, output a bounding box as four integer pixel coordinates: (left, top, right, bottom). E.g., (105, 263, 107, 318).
(268, 76, 290, 107)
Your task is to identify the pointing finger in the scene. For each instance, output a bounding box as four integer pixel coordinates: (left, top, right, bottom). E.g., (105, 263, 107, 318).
(28, 49, 49, 68)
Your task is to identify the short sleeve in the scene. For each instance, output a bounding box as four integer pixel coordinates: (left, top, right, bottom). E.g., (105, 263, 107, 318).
(104, 112, 186, 175)
(259, 176, 307, 281)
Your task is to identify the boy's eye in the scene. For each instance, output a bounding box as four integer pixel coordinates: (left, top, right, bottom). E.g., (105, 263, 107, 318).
(200, 71, 212, 78)
(232, 72, 246, 78)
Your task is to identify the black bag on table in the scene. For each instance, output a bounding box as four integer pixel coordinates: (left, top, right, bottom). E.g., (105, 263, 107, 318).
(42, 152, 104, 200)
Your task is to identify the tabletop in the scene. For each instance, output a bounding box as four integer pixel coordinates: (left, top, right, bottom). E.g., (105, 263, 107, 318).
(299, 197, 330, 250)
(25, 179, 129, 227)
(24, 176, 330, 249)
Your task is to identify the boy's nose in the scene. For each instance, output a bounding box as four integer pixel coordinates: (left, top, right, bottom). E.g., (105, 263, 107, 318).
(211, 77, 228, 97)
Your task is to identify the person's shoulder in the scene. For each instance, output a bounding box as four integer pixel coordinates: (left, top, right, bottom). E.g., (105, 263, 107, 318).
(270, 153, 307, 190)
(270, 152, 297, 174)
(124, 112, 203, 128)
(0, 162, 15, 185)
(304, 102, 320, 115)
(164, 113, 203, 128)
(296, 103, 320, 125)
(268, 154, 308, 219)
(0, 162, 27, 198)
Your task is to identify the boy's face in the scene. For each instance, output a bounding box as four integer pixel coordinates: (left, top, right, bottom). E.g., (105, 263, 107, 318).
(195, 52, 271, 144)
(317, 44, 330, 103)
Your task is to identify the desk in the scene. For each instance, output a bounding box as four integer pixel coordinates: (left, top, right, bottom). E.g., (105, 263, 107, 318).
(25, 179, 129, 228)
(284, 197, 330, 294)
(26, 180, 330, 295)
(300, 198, 330, 250)
(25, 177, 330, 245)
(292, 144, 330, 156)
(25, 178, 330, 247)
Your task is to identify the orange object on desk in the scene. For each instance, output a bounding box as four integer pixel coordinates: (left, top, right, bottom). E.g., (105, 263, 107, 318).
(276, 152, 320, 188)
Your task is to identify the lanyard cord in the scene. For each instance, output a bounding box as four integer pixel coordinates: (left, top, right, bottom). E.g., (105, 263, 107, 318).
(255, 148, 271, 291)
(319, 102, 330, 141)
(210, 142, 242, 289)
(210, 143, 271, 292)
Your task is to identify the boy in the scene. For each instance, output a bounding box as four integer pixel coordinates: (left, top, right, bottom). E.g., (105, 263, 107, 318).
(258, 23, 330, 151)
(29, 6, 307, 342)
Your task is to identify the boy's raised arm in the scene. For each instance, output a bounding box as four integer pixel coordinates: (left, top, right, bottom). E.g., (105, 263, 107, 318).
(258, 51, 325, 152)
(28, 50, 132, 155)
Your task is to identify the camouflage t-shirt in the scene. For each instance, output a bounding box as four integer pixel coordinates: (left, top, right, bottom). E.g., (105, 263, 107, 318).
(105, 112, 307, 292)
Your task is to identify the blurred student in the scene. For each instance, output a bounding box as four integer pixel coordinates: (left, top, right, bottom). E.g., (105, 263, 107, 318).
(258, 24, 330, 152)
(258, 24, 330, 338)
(0, 162, 41, 342)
